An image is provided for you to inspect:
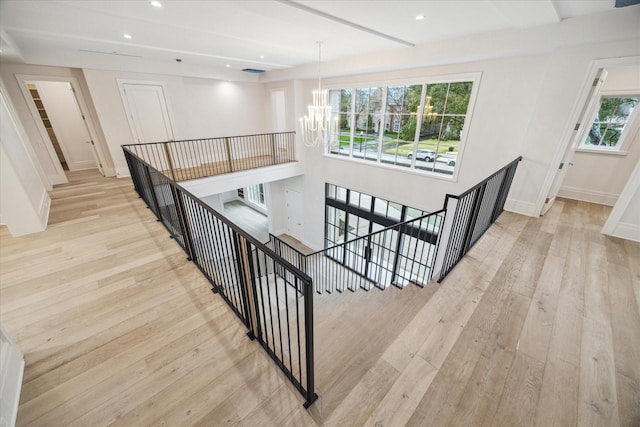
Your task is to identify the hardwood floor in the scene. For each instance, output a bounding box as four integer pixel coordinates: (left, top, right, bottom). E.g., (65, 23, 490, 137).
(1, 170, 638, 426)
(222, 200, 269, 243)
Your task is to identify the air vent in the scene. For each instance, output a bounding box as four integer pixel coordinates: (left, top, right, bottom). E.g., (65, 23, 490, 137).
(242, 68, 265, 74)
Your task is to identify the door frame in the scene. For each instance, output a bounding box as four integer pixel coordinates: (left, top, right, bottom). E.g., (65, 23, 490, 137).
(16, 74, 110, 180)
(117, 79, 176, 144)
(284, 187, 303, 239)
(537, 55, 640, 216)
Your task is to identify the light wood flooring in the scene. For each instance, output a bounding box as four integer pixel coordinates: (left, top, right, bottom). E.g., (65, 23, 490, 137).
(1, 170, 639, 426)
(166, 155, 294, 182)
(222, 201, 269, 243)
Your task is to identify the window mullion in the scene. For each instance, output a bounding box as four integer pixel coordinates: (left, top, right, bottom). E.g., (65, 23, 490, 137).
(377, 86, 388, 163)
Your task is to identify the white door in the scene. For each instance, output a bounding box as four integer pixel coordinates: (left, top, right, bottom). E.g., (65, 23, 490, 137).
(285, 188, 303, 238)
(541, 68, 608, 215)
(120, 83, 175, 143)
(36, 81, 97, 171)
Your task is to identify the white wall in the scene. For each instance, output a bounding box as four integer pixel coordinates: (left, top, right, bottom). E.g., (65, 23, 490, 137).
(559, 65, 640, 206)
(259, 11, 640, 248)
(82, 69, 269, 177)
(0, 87, 50, 236)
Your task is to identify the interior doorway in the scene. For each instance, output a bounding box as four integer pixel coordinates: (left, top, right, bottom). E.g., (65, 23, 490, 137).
(25, 81, 98, 172)
(541, 57, 640, 217)
(17, 75, 108, 185)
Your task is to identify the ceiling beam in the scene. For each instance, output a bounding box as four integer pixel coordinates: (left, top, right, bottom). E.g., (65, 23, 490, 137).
(276, 0, 415, 48)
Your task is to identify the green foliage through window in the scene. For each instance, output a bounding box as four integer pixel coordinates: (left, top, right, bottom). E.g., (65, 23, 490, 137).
(583, 96, 639, 148)
(328, 80, 475, 175)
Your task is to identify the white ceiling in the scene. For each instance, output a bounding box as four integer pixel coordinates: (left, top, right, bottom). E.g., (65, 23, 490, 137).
(0, 0, 620, 79)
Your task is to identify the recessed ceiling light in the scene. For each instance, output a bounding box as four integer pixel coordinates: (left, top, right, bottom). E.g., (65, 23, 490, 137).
(225, 64, 230, 68)
(416, 14, 425, 20)
(150, 0, 162, 7)
(259, 55, 265, 59)
(123, 33, 132, 39)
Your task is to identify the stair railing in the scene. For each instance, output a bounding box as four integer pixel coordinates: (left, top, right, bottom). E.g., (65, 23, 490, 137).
(124, 131, 296, 182)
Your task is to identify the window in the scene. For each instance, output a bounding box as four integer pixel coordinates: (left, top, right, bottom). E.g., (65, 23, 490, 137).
(327, 77, 477, 177)
(245, 184, 266, 209)
(324, 183, 442, 286)
(581, 95, 639, 150)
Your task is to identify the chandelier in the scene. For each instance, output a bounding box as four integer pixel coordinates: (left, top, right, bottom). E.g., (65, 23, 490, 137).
(300, 42, 332, 147)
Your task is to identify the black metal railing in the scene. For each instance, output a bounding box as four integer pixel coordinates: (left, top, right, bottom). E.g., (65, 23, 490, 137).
(267, 157, 522, 290)
(124, 147, 317, 408)
(269, 210, 446, 294)
(437, 156, 522, 282)
(124, 131, 296, 182)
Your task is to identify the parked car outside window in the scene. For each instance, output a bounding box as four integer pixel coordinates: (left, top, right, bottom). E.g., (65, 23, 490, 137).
(407, 149, 436, 161)
(435, 152, 457, 166)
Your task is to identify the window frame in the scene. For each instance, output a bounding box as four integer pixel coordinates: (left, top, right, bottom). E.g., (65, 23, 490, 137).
(324, 72, 482, 182)
(576, 90, 640, 155)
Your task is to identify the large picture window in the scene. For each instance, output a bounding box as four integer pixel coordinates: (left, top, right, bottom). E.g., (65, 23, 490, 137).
(327, 77, 477, 176)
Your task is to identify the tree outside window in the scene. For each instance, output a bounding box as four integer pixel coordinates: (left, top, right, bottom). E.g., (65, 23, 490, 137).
(583, 96, 639, 149)
(328, 78, 476, 176)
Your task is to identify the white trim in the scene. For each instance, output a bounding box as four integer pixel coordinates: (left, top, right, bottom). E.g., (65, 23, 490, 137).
(0, 323, 25, 427)
(557, 186, 618, 206)
(575, 147, 628, 156)
(0, 82, 52, 190)
(16, 74, 111, 178)
(606, 222, 640, 242)
(15, 77, 68, 184)
(602, 156, 640, 241)
(116, 166, 132, 178)
(323, 71, 484, 92)
(504, 199, 538, 217)
(116, 79, 176, 143)
(73, 160, 100, 170)
(38, 190, 51, 227)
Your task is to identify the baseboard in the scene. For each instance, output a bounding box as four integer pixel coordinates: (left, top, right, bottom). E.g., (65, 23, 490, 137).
(116, 167, 131, 178)
(102, 166, 117, 177)
(558, 186, 618, 206)
(70, 161, 100, 171)
(270, 228, 287, 238)
(504, 199, 538, 217)
(49, 174, 68, 185)
(39, 190, 51, 229)
(605, 222, 640, 243)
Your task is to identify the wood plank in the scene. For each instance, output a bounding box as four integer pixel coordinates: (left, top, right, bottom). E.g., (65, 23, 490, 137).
(322, 358, 399, 427)
(517, 253, 565, 363)
(364, 356, 437, 427)
(535, 357, 579, 427)
(578, 316, 620, 427)
(492, 351, 544, 426)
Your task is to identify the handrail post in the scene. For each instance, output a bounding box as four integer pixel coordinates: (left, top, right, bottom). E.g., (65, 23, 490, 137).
(303, 279, 318, 408)
(224, 137, 234, 172)
(460, 182, 486, 259)
(162, 142, 177, 181)
(270, 133, 278, 165)
(172, 184, 197, 262)
(238, 235, 260, 339)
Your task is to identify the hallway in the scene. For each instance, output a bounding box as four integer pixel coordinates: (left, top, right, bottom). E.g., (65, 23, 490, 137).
(0, 170, 638, 426)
